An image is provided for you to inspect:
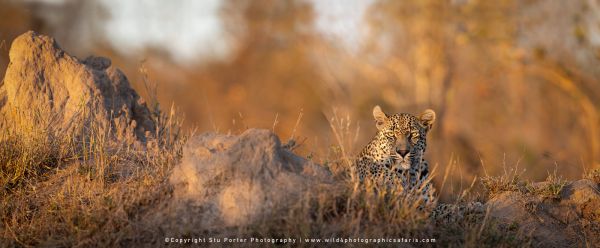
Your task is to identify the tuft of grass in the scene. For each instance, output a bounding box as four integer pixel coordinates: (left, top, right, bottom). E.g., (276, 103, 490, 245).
(0, 105, 71, 191)
(325, 108, 360, 178)
(525, 169, 567, 199)
(481, 169, 525, 197)
(0, 87, 187, 247)
(481, 162, 567, 201)
(584, 168, 600, 184)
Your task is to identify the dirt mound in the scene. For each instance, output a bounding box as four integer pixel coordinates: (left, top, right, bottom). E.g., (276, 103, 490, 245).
(167, 129, 332, 229)
(0, 31, 154, 140)
(486, 179, 600, 247)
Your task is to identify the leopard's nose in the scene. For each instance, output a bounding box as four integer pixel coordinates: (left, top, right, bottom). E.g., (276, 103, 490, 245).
(396, 148, 409, 157)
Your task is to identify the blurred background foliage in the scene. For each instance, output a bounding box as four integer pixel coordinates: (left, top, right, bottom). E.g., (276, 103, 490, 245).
(1, 0, 599, 198)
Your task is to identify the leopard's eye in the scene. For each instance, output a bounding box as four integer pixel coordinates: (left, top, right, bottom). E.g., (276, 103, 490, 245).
(385, 132, 395, 139)
(410, 130, 420, 143)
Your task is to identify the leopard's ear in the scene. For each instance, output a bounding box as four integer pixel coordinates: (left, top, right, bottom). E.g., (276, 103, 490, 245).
(419, 109, 436, 131)
(372, 105, 389, 130)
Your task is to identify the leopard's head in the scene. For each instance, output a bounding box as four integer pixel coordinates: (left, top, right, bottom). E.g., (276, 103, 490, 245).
(372, 105, 436, 170)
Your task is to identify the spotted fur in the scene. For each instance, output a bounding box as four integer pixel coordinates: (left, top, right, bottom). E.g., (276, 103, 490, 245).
(354, 106, 485, 219)
(430, 202, 485, 223)
(355, 106, 436, 202)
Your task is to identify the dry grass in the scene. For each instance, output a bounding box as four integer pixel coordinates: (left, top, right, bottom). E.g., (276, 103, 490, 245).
(0, 92, 187, 246)
(0, 105, 526, 247)
(481, 161, 567, 200)
(210, 158, 526, 247)
(584, 168, 600, 184)
(527, 169, 567, 200)
(481, 159, 527, 198)
(1, 106, 71, 190)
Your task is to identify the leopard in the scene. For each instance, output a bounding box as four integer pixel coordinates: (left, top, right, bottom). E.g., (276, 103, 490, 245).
(354, 105, 485, 220)
(354, 105, 436, 202)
